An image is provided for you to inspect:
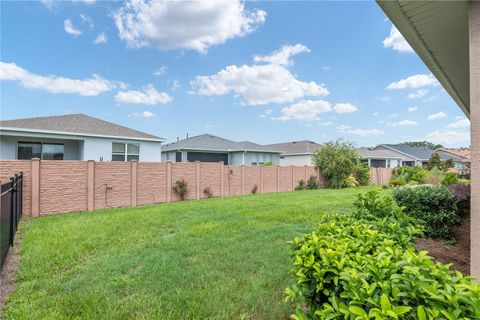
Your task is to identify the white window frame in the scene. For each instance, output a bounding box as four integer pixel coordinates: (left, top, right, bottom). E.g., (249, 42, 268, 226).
(112, 142, 140, 161)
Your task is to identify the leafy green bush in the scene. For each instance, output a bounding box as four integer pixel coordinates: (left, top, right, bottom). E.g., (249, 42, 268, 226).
(172, 179, 188, 200)
(389, 179, 405, 187)
(263, 161, 274, 166)
(390, 166, 427, 185)
(344, 175, 358, 187)
(285, 192, 479, 320)
(295, 180, 306, 191)
(353, 163, 370, 186)
(442, 172, 459, 186)
(306, 176, 320, 190)
(312, 139, 359, 189)
(411, 168, 428, 184)
(392, 185, 458, 238)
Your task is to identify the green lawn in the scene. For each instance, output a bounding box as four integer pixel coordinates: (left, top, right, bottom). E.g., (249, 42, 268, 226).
(3, 186, 381, 320)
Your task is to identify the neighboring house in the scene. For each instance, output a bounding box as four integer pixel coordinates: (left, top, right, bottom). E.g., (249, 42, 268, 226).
(378, 144, 435, 166)
(263, 140, 322, 166)
(436, 148, 471, 174)
(161, 134, 281, 165)
(357, 147, 404, 168)
(0, 114, 164, 162)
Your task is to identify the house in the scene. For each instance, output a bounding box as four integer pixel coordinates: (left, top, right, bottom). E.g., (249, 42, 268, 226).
(263, 140, 322, 165)
(0, 114, 164, 161)
(161, 134, 281, 165)
(436, 148, 471, 175)
(378, 144, 434, 166)
(357, 147, 404, 168)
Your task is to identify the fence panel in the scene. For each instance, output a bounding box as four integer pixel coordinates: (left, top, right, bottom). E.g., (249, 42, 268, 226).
(1, 173, 23, 270)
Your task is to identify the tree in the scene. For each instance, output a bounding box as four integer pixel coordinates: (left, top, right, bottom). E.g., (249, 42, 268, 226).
(426, 152, 442, 170)
(403, 141, 443, 150)
(312, 139, 359, 189)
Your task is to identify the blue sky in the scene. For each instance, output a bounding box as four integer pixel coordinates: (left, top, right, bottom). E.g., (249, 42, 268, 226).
(1, 0, 470, 147)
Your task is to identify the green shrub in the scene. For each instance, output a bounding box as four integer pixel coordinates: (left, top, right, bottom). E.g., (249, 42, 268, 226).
(312, 139, 359, 189)
(458, 178, 471, 185)
(295, 180, 306, 191)
(306, 176, 320, 190)
(353, 163, 370, 186)
(389, 179, 405, 187)
(390, 166, 426, 185)
(411, 168, 428, 183)
(285, 192, 479, 320)
(263, 161, 274, 166)
(392, 185, 458, 238)
(251, 185, 258, 194)
(442, 172, 459, 186)
(425, 166, 445, 185)
(448, 183, 471, 216)
(172, 179, 188, 200)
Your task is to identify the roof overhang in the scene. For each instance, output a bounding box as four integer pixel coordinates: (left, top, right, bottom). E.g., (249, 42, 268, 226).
(162, 147, 282, 154)
(0, 127, 165, 143)
(377, 0, 470, 117)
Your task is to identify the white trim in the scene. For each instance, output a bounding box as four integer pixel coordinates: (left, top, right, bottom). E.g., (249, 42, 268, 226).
(0, 127, 164, 142)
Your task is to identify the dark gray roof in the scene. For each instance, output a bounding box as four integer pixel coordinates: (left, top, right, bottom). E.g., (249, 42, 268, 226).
(357, 147, 403, 159)
(162, 134, 281, 153)
(0, 114, 163, 141)
(381, 144, 435, 160)
(263, 140, 323, 155)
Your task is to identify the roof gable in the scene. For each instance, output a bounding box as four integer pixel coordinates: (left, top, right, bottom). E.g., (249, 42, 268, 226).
(264, 140, 323, 154)
(381, 144, 435, 160)
(0, 114, 163, 141)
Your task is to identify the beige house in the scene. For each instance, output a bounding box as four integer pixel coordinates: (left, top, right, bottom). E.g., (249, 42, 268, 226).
(377, 0, 479, 276)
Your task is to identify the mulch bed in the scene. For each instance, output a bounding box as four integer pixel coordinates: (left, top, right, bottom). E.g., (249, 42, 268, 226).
(415, 215, 470, 275)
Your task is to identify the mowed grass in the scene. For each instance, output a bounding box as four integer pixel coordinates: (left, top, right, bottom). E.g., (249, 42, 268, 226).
(3, 186, 382, 320)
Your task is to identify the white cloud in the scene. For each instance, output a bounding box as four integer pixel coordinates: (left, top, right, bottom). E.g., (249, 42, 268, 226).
(387, 120, 418, 127)
(0, 61, 118, 96)
(407, 89, 428, 99)
(64, 19, 82, 36)
(336, 125, 384, 137)
(334, 103, 357, 113)
(115, 84, 172, 105)
(80, 14, 93, 29)
(131, 110, 156, 118)
(260, 108, 273, 118)
(274, 100, 331, 121)
(376, 96, 391, 102)
(192, 46, 329, 105)
(387, 74, 439, 90)
(389, 113, 399, 118)
(408, 106, 418, 112)
(372, 112, 379, 116)
(93, 32, 108, 44)
(171, 80, 180, 91)
(42, 0, 96, 9)
(447, 118, 470, 129)
(427, 111, 447, 121)
(383, 25, 413, 52)
(323, 66, 332, 71)
(153, 66, 168, 76)
(253, 44, 309, 66)
(425, 130, 470, 146)
(113, 0, 266, 53)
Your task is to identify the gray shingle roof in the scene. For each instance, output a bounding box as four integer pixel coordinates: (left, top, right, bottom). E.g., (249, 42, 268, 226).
(263, 140, 323, 155)
(357, 147, 404, 159)
(162, 134, 281, 153)
(0, 114, 163, 141)
(381, 144, 435, 160)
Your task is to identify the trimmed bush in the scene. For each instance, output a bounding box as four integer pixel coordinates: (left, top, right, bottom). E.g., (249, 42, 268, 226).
(344, 175, 358, 187)
(285, 192, 479, 320)
(425, 167, 445, 185)
(306, 176, 320, 190)
(389, 179, 405, 187)
(295, 180, 306, 191)
(392, 185, 458, 238)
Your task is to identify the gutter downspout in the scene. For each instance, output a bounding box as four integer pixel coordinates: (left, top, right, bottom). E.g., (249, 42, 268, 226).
(242, 150, 247, 165)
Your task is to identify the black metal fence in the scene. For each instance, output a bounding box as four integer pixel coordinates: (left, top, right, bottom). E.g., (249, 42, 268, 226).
(1, 172, 23, 270)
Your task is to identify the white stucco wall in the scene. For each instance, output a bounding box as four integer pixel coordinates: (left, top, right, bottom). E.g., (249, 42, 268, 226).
(83, 136, 161, 161)
(279, 154, 313, 166)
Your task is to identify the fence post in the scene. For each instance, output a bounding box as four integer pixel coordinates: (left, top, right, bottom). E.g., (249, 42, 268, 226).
(219, 161, 224, 197)
(260, 165, 264, 194)
(195, 161, 201, 200)
(87, 160, 95, 211)
(304, 165, 308, 182)
(31, 158, 40, 217)
(10, 175, 15, 246)
(166, 161, 172, 203)
(276, 166, 280, 192)
(291, 165, 295, 191)
(131, 160, 138, 207)
(241, 165, 245, 195)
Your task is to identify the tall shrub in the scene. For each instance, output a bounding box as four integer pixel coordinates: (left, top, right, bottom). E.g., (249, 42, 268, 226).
(353, 163, 370, 186)
(312, 139, 359, 188)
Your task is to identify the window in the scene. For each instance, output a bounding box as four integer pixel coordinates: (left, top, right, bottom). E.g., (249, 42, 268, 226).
(186, 152, 228, 164)
(252, 162, 258, 166)
(17, 142, 64, 160)
(112, 142, 140, 161)
(176, 152, 182, 162)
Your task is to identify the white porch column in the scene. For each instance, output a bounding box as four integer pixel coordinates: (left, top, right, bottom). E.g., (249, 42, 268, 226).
(470, 0, 480, 278)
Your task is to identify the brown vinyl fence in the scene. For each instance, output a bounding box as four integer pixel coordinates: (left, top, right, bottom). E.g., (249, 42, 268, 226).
(0, 159, 392, 217)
